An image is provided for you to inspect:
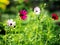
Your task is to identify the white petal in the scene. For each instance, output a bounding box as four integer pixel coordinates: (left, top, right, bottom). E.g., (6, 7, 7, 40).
(12, 22, 16, 26)
(7, 19, 14, 26)
(34, 7, 40, 15)
(35, 12, 40, 15)
(7, 19, 13, 23)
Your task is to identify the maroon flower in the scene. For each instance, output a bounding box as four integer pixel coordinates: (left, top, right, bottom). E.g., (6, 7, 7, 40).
(19, 10, 27, 20)
(52, 13, 58, 20)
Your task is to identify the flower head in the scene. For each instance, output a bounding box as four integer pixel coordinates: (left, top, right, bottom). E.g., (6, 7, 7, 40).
(19, 10, 27, 20)
(34, 7, 40, 15)
(7, 19, 16, 27)
(0, 0, 9, 5)
(52, 13, 58, 20)
(0, 0, 9, 9)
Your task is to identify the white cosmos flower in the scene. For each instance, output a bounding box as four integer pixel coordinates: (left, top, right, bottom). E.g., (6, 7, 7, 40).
(7, 19, 16, 27)
(34, 7, 41, 15)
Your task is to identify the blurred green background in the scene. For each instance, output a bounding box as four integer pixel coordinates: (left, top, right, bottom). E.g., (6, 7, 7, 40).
(0, 0, 60, 22)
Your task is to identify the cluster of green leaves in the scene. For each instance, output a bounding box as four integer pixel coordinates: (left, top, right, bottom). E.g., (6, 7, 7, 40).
(1, 8, 59, 45)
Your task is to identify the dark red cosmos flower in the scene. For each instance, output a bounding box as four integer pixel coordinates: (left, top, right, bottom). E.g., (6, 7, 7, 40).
(19, 10, 27, 20)
(52, 13, 58, 20)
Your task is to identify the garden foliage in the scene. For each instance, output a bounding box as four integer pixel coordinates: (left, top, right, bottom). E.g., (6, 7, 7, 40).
(0, 0, 60, 45)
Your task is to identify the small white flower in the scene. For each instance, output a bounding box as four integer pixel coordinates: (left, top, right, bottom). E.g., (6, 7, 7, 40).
(7, 19, 16, 27)
(34, 7, 41, 15)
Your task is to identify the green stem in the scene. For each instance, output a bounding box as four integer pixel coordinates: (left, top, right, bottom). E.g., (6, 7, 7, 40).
(45, 40, 48, 45)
